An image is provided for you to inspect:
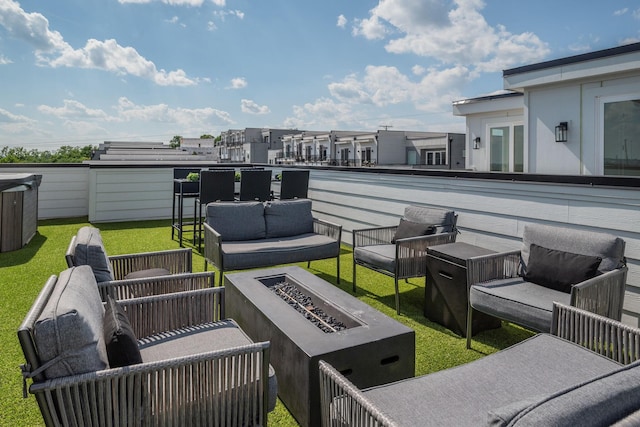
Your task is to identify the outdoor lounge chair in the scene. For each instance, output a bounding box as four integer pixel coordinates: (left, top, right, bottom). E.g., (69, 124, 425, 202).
(319, 303, 640, 427)
(18, 265, 276, 426)
(66, 225, 193, 281)
(466, 223, 628, 349)
(352, 206, 457, 314)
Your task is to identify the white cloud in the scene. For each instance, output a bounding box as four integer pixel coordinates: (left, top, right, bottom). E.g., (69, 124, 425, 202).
(613, 8, 628, 16)
(0, 54, 12, 64)
(207, 21, 217, 31)
(116, 97, 233, 126)
(633, 9, 640, 20)
(284, 98, 357, 130)
(213, 9, 245, 21)
(229, 77, 247, 89)
(241, 99, 270, 115)
(211, 0, 225, 6)
(412, 65, 425, 75)
(353, 0, 549, 73)
(0, 0, 202, 86)
(38, 99, 111, 120)
(337, 14, 347, 28)
(0, 107, 33, 123)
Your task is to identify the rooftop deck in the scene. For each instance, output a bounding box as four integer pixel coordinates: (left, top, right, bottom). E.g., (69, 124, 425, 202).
(2, 163, 639, 425)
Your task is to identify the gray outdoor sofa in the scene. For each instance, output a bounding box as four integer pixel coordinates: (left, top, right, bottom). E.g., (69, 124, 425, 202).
(19, 265, 277, 426)
(319, 303, 640, 427)
(203, 199, 342, 285)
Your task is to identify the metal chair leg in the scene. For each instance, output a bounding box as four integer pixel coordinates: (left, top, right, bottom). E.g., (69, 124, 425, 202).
(466, 302, 474, 349)
(352, 262, 357, 292)
(394, 277, 400, 315)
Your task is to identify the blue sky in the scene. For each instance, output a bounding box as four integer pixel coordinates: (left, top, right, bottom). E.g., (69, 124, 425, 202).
(1, 0, 639, 150)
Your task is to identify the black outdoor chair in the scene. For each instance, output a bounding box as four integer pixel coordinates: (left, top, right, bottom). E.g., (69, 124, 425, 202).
(239, 169, 272, 201)
(279, 169, 309, 199)
(193, 169, 236, 251)
(171, 168, 201, 245)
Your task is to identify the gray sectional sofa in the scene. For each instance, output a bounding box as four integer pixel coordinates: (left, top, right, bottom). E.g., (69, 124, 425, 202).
(319, 303, 640, 427)
(203, 199, 342, 285)
(18, 265, 277, 426)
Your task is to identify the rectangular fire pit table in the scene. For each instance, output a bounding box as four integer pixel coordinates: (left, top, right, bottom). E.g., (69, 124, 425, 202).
(224, 266, 415, 427)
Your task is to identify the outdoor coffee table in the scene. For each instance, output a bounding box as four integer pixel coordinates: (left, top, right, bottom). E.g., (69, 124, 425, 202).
(224, 266, 415, 427)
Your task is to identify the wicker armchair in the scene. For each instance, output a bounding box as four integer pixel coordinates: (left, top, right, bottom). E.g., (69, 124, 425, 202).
(66, 226, 194, 286)
(466, 223, 628, 349)
(352, 206, 457, 314)
(319, 303, 640, 427)
(19, 268, 273, 427)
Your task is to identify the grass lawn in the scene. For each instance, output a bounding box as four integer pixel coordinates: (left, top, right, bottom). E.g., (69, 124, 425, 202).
(0, 217, 532, 426)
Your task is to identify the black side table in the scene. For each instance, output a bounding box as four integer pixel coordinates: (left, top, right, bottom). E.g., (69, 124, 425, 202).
(425, 242, 501, 337)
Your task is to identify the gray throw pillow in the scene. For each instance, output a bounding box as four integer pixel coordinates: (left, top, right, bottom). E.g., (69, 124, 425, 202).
(104, 296, 142, 368)
(523, 244, 602, 293)
(391, 218, 436, 243)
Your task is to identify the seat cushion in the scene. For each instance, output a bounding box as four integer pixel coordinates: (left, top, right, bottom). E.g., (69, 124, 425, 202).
(139, 320, 278, 412)
(489, 360, 640, 426)
(264, 199, 313, 238)
(34, 266, 109, 379)
(72, 226, 115, 282)
(206, 201, 266, 241)
(221, 234, 339, 270)
(124, 267, 171, 280)
(354, 244, 397, 273)
(403, 206, 456, 234)
(469, 278, 571, 332)
(360, 334, 621, 427)
(520, 224, 625, 274)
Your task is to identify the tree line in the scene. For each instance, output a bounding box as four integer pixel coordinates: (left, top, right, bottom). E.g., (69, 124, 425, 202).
(0, 145, 95, 163)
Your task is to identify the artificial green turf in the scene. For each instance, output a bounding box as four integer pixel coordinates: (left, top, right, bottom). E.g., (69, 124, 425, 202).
(0, 217, 532, 426)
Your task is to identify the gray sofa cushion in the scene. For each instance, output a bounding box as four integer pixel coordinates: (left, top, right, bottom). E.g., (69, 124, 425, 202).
(403, 206, 456, 234)
(221, 234, 339, 270)
(206, 201, 266, 241)
(469, 278, 571, 332)
(489, 361, 640, 426)
(34, 266, 109, 379)
(139, 319, 278, 412)
(360, 334, 620, 427)
(264, 199, 313, 238)
(73, 226, 115, 282)
(520, 224, 625, 274)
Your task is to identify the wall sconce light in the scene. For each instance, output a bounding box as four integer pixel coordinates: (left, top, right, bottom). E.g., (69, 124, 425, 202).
(473, 137, 481, 149)
(555, 122, 568, 142)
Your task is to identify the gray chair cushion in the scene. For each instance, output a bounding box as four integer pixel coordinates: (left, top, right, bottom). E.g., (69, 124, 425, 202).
(34, 266, 109, 379)
(360, 334, 620, 427)
(403, 206, 456, 234)
(206, 201, 266, 241)
(489, 361, 640, 426)
(264, 199, 313, 238)
(139, 319, 278, 412)
(73, 226, 115, 282)
(520, 224, 625, 274)
(469, 278, 571, 332)
(221, 234, 339, 270)
(124, 267, 171, 280)
(354, 245, 396, 273)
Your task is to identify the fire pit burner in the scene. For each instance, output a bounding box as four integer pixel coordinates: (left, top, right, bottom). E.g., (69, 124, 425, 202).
(272, 282, 347, 333)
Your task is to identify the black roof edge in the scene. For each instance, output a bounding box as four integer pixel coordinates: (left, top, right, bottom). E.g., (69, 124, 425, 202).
(503, 42, 640, 77)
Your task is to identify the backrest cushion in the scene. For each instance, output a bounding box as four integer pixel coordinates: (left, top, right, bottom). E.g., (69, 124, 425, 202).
(72, 226, 115, 282)
(523, 244, 602, 293)
(521, 224, 625, 274)
(33, 266, 108, 379)
(104, 295, 142, 368)
(403, 206, 456, 234)
(206, 201, 266, 241)
(264, 199, 314, 238)
(488, 361, 640, 426)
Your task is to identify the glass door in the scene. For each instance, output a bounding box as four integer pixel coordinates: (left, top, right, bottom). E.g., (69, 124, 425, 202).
(489, 124, 524, 172)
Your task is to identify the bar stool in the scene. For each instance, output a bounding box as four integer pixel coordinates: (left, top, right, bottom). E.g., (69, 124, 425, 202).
(171, 168, 200, 246)
(193, 169, 235, 251)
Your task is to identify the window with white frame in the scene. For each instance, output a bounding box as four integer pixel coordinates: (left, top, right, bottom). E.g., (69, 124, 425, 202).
(422, 149, 446, 166)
